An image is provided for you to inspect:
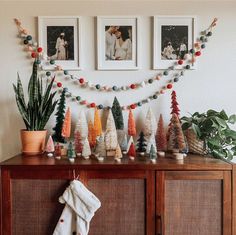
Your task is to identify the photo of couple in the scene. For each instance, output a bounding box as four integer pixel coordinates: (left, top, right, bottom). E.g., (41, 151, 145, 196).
(105, 26, 132, 61)
(161, 25, 188, 60)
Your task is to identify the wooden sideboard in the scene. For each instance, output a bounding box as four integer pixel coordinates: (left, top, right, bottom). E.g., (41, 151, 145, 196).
(0, 154, 235, 235)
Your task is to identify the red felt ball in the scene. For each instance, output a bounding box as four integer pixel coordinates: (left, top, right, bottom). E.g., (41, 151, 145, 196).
(90, 103, 96, 108)
(31, 52, 37, 58)
(80, 100, 87, 105)
(130, 104, 136, 109)
(57, 82, 62, 88)
(166, 84, 173, 89)
(195, 51, 201, 56)
(37, 47, 43, 53)
(79, 78, 85, 84)
(178, 60, 184, 65)
(130, 84, 136, 89)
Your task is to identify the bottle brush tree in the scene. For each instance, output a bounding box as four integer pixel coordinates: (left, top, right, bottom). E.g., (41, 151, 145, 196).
(52, 88, 66, 143)
(156, 114, 167, 152)
(111, 97, 124, 130)
(136, 131, 147, 153)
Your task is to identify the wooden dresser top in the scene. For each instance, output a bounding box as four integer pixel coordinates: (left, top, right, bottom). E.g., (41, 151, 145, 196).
(0, 154, 232, 171)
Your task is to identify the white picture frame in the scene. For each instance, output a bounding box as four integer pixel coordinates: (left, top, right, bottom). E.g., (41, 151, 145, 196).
(153, 16, 196, 70)
(38, 16, 81, 70)
(97, 16, 140, 70)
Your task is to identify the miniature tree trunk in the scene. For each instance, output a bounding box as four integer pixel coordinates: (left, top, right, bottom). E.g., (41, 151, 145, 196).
(74, 131, 83, 155)
(156, 114, 167, 152)
(168, 113, 186, 152)
(128, 109, 136, 136)
(94, 108, 102, 137)
(111, 97, 124, 130)
(52, 89, 66, 143)
(136, 131, 147, 153)
(62, 107, 71, 139)
(75, 110, 88, 140)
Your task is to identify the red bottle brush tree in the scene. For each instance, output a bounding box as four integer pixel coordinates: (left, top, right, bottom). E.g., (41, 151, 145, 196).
(128, 109, 136, 136)
(156, 114, 167, 152)
(127, 143, 136, 158)
(171, 90, 180, 117)
(168, 113, 186, 152)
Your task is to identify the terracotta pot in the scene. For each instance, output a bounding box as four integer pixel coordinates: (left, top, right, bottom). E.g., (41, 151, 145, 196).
(20, 130, 47, 155)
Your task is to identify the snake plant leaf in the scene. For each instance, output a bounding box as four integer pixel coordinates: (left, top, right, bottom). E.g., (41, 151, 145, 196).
(28, 61, 38, 107)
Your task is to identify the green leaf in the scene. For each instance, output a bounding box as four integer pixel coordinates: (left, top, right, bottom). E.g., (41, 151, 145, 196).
(215, 117, 227, 128)
(229, 114, 236, 124)
(182, 122, 192, 130)
(192, 123, 201, 138)
(219, 110, 228, 120)
(207, 109, 218, 117)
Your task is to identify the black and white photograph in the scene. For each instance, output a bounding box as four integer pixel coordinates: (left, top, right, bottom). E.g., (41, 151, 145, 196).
(97, 16, 139, 70)
(38, 16, 81, 70)
(161, 25, 188, 60)
(153, 16, 195, 69)
(105, 25, 132, 61)
(47, 26, 74, 61)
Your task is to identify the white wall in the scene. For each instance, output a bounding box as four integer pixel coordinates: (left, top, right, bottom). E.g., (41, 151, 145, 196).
(0, 0, 236, 161)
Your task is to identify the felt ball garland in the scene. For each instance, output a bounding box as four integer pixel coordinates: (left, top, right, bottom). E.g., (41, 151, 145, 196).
(14, 18, 218, 110)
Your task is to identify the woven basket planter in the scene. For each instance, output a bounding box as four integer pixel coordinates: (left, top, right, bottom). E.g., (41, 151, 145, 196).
(185, 129, 207, 155)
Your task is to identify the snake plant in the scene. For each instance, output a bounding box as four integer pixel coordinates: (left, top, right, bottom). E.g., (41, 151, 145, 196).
(13, 61, 58, 131)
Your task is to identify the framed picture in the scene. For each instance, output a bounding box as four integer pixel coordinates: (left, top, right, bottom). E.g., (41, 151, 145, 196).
(153, 16, 196, 69)
(38, 16, 81, 70)
(97, 16, 140, 70)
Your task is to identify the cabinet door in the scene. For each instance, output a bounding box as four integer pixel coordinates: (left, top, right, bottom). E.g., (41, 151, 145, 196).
(156, 171, 231, 235)
(79, 170, 155, 235)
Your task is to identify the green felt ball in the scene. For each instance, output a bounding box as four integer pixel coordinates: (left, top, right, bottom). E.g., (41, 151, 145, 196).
(112, 86, 118, 91)
(36, 59, 41, 64)
(26, 35, 32, 41)
(98, 104, 104, 109)
(148, 79, 153, 84)
(46, 71, 51, 76)
(153, 95, 158, 99)
(64, 70, 69, 75)
(174, 77, 179, 82)
(189, 49, 195, 54)
(95, 84, 101, 89)
(137, 102, 142, 106)
(207, 31, 212, 37)
(50, 60, 55, 65)
(186, 65, 191, 69)
(76, 96, 81, 101)
(201, 44, 206, 49)
(200, 36, 205, 41)
(63, 88, 68, 92)
(163, 71, 168, 76)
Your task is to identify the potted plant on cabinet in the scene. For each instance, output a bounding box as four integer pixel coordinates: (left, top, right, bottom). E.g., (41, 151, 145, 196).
(181, 110, 236, 160)
(13, 61, 58, 155)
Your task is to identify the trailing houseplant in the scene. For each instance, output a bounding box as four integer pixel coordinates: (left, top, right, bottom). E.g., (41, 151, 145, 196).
(181, 110, 236, 160)
(13, 61, 58, 154)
